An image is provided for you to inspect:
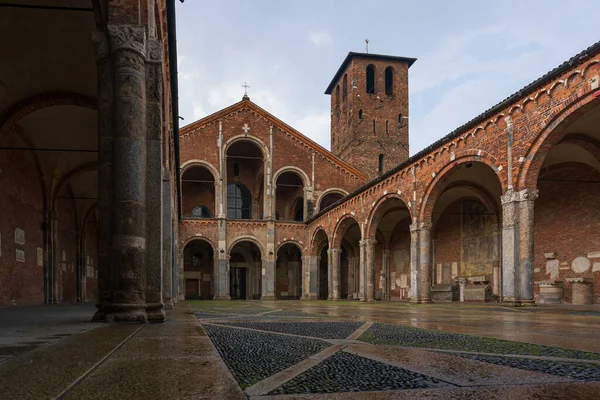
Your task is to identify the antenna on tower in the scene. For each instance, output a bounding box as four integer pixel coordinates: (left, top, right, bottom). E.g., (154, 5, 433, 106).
(365, 38, 369, 53)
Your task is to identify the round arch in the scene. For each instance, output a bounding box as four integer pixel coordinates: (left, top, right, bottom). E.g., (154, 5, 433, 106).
(180, 159, 220, 180)
(276, 239, 304, 255)
(52, 162, 99, 207)
(81, 202, 99, 232)
(517, 92, 600, 189)
(316, 188, 348, 210)
(419, 155, 503, 223)
(273, 166, 310, 187)
(228, 236, 265, 257)
(224, 134, 269, 160)
(365, 193, 412, 239)
(332, 214, 361, 249)
(181, 236, 217, 256)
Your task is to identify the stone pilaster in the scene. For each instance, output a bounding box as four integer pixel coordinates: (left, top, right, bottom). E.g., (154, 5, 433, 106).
(106, 24, 148, 322)
(364, 239, 377, 302)
(162, 170, 174, 309)
(91, 31, 113, 320)
(418, 223, 432, 304)
(347, 256, 356, 299)
(214, 218, 230, 300)
(261, 222, 276, 300)
(145, 38, 165, 322)
(302, 255, 318, 300)
(359, 240, 367, 301)
(330, 248, 341, 300)
(409, 222, 421, 303)
(327, 248, 333, 300)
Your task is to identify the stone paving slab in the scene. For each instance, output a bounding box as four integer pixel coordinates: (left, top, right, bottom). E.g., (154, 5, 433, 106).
(359, 323, 600, 360)
(214, 321, 364, 339)
(269, 351, 448, 395)
(203, 323, 330, 388)
(0, 324, 140, 400)
(343, 343, 572, 387)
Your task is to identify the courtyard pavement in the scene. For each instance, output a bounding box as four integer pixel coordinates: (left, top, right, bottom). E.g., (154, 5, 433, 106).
(1, 301, 599, 399)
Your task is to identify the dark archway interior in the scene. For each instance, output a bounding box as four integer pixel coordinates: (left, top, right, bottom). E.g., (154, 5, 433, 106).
(182, 166, 215, 218)
(227, 141, 264, 219)
(183, 240, 214, 300)
(229, 241, 262, 300)
(276, 243, 302, 299)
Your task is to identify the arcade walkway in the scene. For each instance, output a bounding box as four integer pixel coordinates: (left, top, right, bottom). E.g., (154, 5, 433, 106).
(1, 301, 599, 399)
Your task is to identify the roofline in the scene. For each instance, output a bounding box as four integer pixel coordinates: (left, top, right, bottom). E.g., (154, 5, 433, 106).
(325, 52, 418, 94)
(308, 38, 600, 224)
(179, 98, 367, 180)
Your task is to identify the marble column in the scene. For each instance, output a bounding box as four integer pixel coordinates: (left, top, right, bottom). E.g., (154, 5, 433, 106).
(330, 248, 341, 300)
(106, 24, 148, 322)
(145, 38, 165, 322)
(162, 171, 174, 309)
(347, 256, 356, 299)
(419, 222, 433, 304)
(491, 222, 502, 297)
(409, 222, 421, 303)
(519, 188, 538, 305)
(261, 223, 276, 300)
(359, 240, 367, 301)
(501, 190, 519, 304)
(327, 248, 333, 300)
(91, 31, 113, 319)
(365, 239, 377, 302)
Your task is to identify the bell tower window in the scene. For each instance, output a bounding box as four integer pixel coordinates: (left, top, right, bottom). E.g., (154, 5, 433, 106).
(385, 67, 394, 96)
(366, 65, 375, 94)
(378, 154, 384, 173)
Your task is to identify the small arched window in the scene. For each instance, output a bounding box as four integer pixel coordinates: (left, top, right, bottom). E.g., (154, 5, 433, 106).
(358, 109, 363, 119)
(227, 183, 251, 219)
(342, 74, 348, 104)
(378, 154, 385, 174)
(385, 120, 389, 134)
(366, 65, 375, 94)
(397, 113, 403, 123)
(372, 119, 376, 135)
(385, 67, 394, 96)
(192, 205, 210, 218)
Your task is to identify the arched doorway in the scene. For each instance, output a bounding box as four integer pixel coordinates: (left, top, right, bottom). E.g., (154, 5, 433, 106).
(333, 216, 361, 300)
(312, 229, 329, 300)
(183, 240, 214, 300)
(226, 141, 264, 219)
(276, 243, 302, 299)
(229, 241, 262, 300)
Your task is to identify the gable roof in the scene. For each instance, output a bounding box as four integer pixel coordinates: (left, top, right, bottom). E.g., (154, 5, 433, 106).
(325, 52, 418, 94)
(179, 97, 367, 180)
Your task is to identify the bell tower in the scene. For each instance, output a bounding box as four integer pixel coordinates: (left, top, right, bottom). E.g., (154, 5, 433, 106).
(326, 52, 416, 180)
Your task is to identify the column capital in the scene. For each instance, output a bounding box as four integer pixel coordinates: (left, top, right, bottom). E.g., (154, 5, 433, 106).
(328, 248, 341, 255)
(419, 222, 432, 231)
(518, 188, 539, 202)
(107, 24, 147, 57)
(146, 39, 162, 64)
(501, 188, 539, 204)
(360, 238, 377, 246)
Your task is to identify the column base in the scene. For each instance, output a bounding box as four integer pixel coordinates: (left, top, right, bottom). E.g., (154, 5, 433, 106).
(520, 299, 536, 307)
(301, 294, 319, 300)
(163, 298, 174, 310)
(213, 295, 231, 300)
(502, 297, 522, 307)
(260, 295, 276, 301)
(409, 296, 421, 304)
(147, 303, 166, 322)
(99, 303, 149, 323)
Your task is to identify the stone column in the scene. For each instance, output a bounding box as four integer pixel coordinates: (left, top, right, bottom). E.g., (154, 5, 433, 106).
(518, 188, 538, 305)
(501, 190, 520, 305)
(382, 249, 390, 300)
(302, 255, 318, 300)
(419, 223, 432, 304)
(162, 171, 174, 309)
(359, 240, 367, 301)
(145, 38, 165, 322)
(458, 278, 467, 302)
(409, 222, 421, 303)
(106, 24, 149, 322)
(330, 248, 341, 300)
(261, 223, 276, 300)
(346, 256, 356, 299)
(491, 222, 502, 297)
(214, 218, 229, 300)
(43, 210, 57, 304)
(365, 239, 377, 302)
(91, 31, 113, 319)
(327, 248, 333, 300)
(76, 231, 85, 302)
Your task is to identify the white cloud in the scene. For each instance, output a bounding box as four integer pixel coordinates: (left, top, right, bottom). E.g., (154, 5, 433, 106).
(308, 30, 333, 46)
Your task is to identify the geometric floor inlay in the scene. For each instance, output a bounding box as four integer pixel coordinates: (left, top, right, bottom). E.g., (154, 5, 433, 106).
(452, 352, 600, 381)
(269, 351, 447, 394)
(359, 323, 600, 360)
(214, 321, 364, 339)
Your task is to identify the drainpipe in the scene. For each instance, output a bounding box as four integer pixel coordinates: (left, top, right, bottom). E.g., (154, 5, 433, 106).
(167, 0, 181, 219)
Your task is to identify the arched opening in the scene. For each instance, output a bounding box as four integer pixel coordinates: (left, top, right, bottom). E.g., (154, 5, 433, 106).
(366, 64, 375, 94)
(334, 217, 361, 300)
(312, 229, 329, 300)
(276, 243, 302, 299)
(358, 109, 363, 119)
(385, 66, 394, 96)
(531, 101, 600, 304)
(378, 154, 384, 174)
(182, 165, 215, 218)
(226, 140, 264, 219)
(275, 171, 305, 221)
(319, 191, 345, 210)
(183, 240, 214, 300)
(342, 74, 348, 112)
(229, 241, 262, 300)
(368, 197, 411, 300)
(429, 162, 503, 299)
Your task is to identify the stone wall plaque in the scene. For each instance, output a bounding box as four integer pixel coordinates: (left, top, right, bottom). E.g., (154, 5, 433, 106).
(37, 247, 43, 267)
(572, 257, 590, 273)
(16, 249, 25, 263)
(14, 228, 25, 245)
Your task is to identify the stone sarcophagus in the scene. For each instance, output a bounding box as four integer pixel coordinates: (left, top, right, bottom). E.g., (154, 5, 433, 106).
(536, 281, 563, 304)
(461, 275, 493, 302)
(431, 284, 459, 302)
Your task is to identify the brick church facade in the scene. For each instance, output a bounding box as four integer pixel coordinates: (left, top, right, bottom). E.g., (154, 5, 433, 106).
(180, 43, 600, 305)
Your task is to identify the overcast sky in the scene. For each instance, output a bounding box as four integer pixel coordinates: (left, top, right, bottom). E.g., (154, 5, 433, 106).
(176, 0, 598, 154)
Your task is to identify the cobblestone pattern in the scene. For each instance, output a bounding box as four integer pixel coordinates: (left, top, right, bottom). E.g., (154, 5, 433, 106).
(359, 323, 600, 360)
(452, 353, 600, 381)
(260, 310, 331, 319)
(214, 321, 364, 339)
(202, 323, 330, 388)
(270, 351, 445, 394)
